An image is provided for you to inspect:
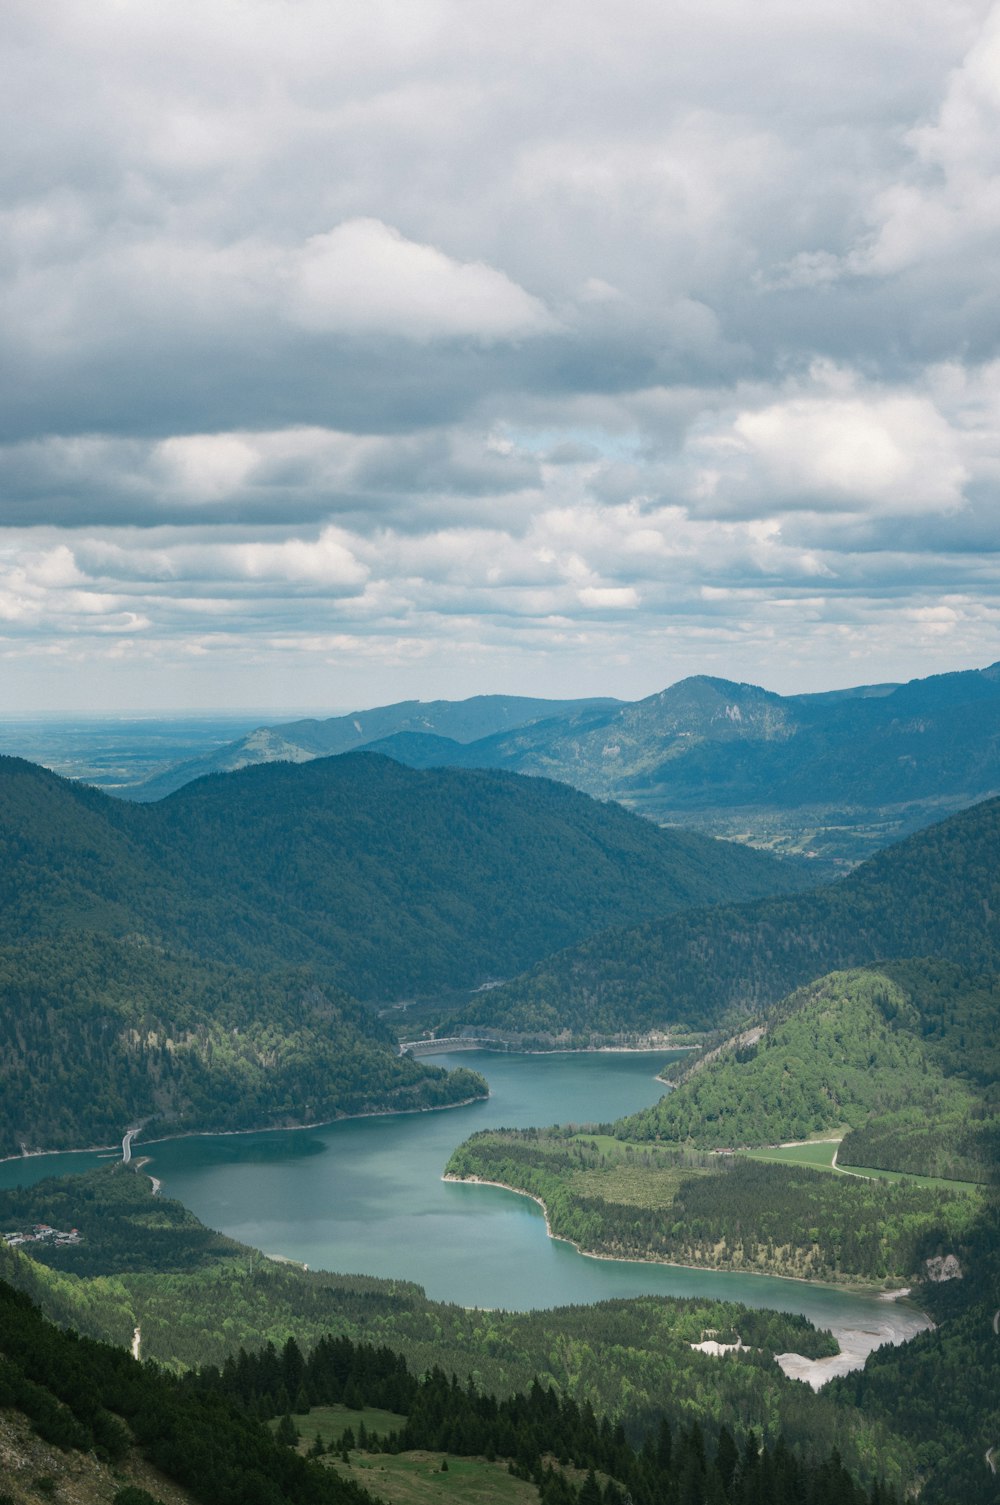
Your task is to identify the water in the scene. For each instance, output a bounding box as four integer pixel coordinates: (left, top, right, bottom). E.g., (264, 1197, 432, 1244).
(0, 1051, 929, 1346)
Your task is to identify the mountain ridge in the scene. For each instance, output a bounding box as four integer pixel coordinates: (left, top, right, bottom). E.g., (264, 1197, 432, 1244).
(449, 790, 1000, 1037)
(111, 662, 1000, 867)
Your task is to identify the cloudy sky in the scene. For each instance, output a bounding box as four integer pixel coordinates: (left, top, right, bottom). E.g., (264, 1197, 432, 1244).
(3, 0, 1000, 711)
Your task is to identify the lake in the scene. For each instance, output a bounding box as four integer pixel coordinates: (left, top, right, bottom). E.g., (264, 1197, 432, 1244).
(0, 1049, 930, 1359)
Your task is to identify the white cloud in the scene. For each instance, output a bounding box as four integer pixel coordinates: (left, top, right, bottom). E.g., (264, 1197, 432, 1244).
(288, 219, 557, 341)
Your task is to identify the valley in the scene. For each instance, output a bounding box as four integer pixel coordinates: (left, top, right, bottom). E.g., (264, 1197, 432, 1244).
(0, 686, 998, 1505)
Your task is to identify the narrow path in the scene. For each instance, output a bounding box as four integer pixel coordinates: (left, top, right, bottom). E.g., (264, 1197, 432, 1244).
(988, 1312, 1000, 1473)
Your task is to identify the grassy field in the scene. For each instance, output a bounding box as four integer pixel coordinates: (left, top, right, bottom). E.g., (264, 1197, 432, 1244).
(563, 1131, 711, 1207)
(274, 1404, 409, 1450)
(324, 1450, 538, 1505)
(740, 1139, 982, 1194)
(740, 1140, 841, 1171)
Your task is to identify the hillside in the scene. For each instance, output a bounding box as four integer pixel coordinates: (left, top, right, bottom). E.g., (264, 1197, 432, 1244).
(617, 965, 998, 1180)
(0, 753, 812, 1002)
(0, 933, 487, 1157)
(362, 664, 1000, 865)
(0, 1274, 376, 1505)
(0, 1259, 903, 1505)
(123, 695, 619, 802)
(450, 793, 1000, 1037)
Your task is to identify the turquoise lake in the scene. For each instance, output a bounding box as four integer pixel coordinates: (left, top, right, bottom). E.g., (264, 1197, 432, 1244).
(0, 1050, 927, 1342)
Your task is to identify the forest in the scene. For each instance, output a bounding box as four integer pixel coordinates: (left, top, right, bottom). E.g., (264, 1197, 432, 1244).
(444, 1130, 979, 1283)
(451, 794, 1000, 1037)
(0, 751, 807, 1002)
(0, 932, 487, 1156)
(0, 1274, 904, 1505)
(616, 966, 998, 1179)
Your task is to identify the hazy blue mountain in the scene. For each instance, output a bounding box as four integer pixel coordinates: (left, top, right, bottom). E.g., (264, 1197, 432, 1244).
(364, 664, 1000, 865)
(121, 694, 620, 801)
(109, 663, 1000, 866)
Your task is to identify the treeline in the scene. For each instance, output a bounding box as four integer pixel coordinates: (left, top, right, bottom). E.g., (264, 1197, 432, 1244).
(451, 794, 1000, 1036)
(0, 933, 486, 1156)
(200, 1338, 900, 1505)
(0, 1277, 376, 1505)
(446, 1132, 980, 1282)
(838, 1109, 1000, 1184)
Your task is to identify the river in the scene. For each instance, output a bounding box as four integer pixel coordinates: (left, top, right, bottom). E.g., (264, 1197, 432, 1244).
(0, 1049, 929, 1364)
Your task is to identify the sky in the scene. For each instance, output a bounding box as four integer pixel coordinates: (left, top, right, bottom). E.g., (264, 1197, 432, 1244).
(3, 0, 1000, 712)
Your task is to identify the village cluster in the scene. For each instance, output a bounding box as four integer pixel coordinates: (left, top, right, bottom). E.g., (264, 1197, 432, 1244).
(4, 1222, 81, 1248)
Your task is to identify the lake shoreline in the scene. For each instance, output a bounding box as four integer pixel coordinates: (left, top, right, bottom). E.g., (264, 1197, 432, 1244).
(0, 1091, 490, 1168)
(442, 1167, 933, 1312)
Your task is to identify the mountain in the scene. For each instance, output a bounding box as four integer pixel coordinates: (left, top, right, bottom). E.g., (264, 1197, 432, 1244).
(111, 663, 1000, 866)
(360, 664, 1000, 866)
(122, 694, 620, 801)
(0, 932, 488, 1157)
(450, 792, 1000, 1037)
(0, 752, 813, 1004)
(618, 964, 997, 1179)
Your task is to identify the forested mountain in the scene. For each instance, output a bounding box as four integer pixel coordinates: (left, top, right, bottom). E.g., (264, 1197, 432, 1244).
(618, 965, 998, 1170)
(0, 934, 487, 1157)
(124, 694, 619, 801)
(116, 661, 1000, 865)
(0, 752, 810, 1002)
(452, 793, 1000, 1037)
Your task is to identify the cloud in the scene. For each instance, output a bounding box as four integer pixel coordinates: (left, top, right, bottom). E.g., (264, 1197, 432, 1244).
(1, 0, 999, 708)
(288, 219, 557, 340)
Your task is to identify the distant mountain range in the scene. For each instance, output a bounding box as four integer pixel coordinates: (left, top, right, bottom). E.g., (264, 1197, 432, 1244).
(116, 663, 1000, 866)
(124, 694, 620, 802)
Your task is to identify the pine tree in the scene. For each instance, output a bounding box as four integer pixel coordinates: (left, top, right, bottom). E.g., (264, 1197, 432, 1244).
(275, 1413, 298, 1448)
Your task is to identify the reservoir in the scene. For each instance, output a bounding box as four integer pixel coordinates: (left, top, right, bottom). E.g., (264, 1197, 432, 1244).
(0, 1050, 928, 1354)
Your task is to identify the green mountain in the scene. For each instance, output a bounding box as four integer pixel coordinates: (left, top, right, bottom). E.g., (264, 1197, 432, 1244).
(0, 752, 812, 1002)
(618, 965, 997, 1179)
(360, 664, 1000, 865)
(0, 749, 811, 1151)
(451, 793, 1000, 1037)
(123, 694, 620, 801)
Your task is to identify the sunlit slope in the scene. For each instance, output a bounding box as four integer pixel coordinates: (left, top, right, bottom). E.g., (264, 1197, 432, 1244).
(618, 965, 998, 1181)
